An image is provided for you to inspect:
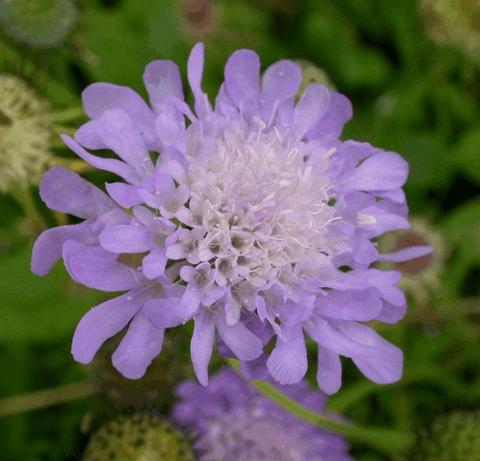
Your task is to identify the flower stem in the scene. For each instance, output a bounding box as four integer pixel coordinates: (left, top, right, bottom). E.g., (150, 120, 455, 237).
(48, 107, 84, 123)
(53, 125, 76, 136)
(0, 382, 96, 418)
(227, 359, 416, 456)
(10, 185, 47, 230)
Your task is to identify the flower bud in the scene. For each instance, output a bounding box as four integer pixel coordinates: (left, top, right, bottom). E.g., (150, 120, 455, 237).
(90, 333, 189, 410)
(83, 412, 194, 461)
(378, 218, 445, 307)
(415, 410, 480, 461)
(0, 0, 77, 47)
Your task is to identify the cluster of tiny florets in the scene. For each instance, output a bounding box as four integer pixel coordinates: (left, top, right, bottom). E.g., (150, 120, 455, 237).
(0, 75, 53, 192)
(174, 368, 352, 461)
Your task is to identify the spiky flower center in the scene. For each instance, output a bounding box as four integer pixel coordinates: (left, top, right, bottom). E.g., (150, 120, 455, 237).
(185, 122, 336, 288)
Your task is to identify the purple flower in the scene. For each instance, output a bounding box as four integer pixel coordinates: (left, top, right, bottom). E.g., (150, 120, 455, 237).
(32, 43, 430, 391)
(173, 366, 353, 461)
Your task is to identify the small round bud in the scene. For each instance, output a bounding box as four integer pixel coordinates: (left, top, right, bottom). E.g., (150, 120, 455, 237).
(0, 0, 77, 47)
(295, 59, 336, 96)
(378, 218, 445, 307)
(415, 410, 480, 461)
(181, 0, 216, 36)
(90, 333, 189, 410)
(83, 412, 194, 461)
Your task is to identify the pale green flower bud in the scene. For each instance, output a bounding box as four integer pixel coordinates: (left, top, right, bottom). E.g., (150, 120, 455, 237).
(90, 334, 189, 410)
(295, 59, 336, 96)
(415, 410, 480, 460)
(83, 412, 194, 461)
(0, 0, 77, 47)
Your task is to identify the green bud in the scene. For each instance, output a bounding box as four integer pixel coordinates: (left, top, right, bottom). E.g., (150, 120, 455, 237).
(377, 217, 445, 307)
(90, 333, 189, 411)
(83, 412, 194, 461)
(295, 59, 336, 98)
(0, 0, 77, 48)
(414, 410, 480, 461)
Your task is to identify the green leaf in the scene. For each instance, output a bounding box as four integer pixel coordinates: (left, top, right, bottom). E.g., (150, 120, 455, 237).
(0, 246, 101, 344)
(441, 199, 480, 295)
(455, 125, 480, 185)
(80, 2, 155, 92)
(302, 8, 391, 90)
(442, 198, 480, 242)
(379, 0, 421, 67)
(394, 132, 452, 190)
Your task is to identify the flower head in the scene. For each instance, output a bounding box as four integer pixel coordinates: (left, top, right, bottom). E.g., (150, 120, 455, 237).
(32, 43, 429, 392)
(0, 75, 53, 192)
(83, 411, 194, 461)
(414, 410, 480, 461)
(91, 333, 189, 409)
(0, 0, 77, 48)
(379, 217, 446, 307)
(173, 367, 352, 461)
(421, 0, 480, 63)
(181, 0, 217, 38)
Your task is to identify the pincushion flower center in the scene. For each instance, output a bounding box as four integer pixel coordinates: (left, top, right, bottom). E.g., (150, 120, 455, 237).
(186, 125, 336, 285)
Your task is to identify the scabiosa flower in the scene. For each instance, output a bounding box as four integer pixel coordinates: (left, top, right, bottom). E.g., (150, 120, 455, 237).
(32, 43, 430, 392)
(0, 75, 53, 192)
(173, 367, 352, 461)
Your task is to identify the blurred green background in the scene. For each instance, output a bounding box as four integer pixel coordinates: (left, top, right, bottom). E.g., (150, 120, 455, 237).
(1, 0, 480, 460)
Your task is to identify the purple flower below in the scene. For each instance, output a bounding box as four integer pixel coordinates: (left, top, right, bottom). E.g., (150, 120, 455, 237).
(31, 43, 431, 391)
(173, 366, 353, 461)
